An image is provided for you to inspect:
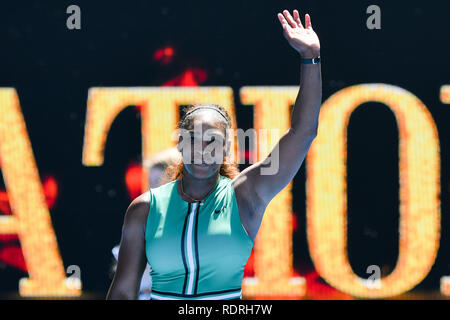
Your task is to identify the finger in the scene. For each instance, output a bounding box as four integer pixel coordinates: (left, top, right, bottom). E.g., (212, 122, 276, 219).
(305, 13, 312, 29)
(277, 13, 290, 31)
(293, 10, 304, 28)
(283, 10, 297, 28)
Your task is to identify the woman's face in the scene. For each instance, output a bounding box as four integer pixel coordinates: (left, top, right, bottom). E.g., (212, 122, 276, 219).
(178, 110, 229, 179)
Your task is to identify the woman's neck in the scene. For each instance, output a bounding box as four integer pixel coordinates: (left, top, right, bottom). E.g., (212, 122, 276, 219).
(178, 169, 220, 202)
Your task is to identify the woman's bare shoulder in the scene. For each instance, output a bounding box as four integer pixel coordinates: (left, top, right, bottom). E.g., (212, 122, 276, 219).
(133, 190, 151, 204)
(124, 191, 151, 226)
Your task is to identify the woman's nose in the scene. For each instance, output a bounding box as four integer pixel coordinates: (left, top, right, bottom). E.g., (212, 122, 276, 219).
(192, 141, 209, 153)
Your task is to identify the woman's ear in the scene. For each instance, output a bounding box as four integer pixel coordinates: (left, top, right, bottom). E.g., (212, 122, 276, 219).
(224, 139, 231, 158)
(177, 135, 182, 153)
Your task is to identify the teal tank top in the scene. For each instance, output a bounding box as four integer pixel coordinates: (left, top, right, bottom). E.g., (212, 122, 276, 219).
(145, 175, 254, 300)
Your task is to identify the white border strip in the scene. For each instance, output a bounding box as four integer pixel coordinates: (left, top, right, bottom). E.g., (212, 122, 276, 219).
(150, 289, 242, 300)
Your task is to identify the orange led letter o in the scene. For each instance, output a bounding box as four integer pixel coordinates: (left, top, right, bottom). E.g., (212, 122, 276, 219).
(306, 84, 440, 298)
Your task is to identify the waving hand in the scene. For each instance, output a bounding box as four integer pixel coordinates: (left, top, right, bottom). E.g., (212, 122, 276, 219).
(277, 10, 320, 59)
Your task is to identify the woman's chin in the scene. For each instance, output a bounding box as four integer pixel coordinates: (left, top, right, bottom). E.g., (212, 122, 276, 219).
(186, 163, 218, 178)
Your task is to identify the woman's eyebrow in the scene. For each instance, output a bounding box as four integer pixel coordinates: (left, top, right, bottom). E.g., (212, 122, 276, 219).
(187, 130, 224, 138)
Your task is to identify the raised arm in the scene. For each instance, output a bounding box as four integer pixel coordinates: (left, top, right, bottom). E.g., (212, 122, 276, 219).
(233, 10, 321, 239)
(106, 194, 149, 300)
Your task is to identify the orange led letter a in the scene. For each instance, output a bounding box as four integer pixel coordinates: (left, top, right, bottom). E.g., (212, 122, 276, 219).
(0, 88, 80, 296)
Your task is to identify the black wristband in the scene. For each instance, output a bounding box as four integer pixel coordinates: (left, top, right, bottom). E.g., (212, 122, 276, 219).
(301, 57, 321, 64)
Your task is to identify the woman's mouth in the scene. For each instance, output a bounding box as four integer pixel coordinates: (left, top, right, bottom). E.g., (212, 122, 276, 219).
(194, 162, 209, 167)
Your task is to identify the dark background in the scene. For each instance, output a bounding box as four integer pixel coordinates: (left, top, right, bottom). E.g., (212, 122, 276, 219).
(0, 0, 449, 297)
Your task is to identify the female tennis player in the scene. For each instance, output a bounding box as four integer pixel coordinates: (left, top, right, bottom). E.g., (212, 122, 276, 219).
(107, 9, 321, 300)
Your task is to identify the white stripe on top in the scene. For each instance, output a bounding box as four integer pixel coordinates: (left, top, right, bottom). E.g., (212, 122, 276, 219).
(186, 202, 198, 294)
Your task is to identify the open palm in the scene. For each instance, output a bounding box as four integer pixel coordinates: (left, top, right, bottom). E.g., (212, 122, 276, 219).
(278, 10, 320, 59)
